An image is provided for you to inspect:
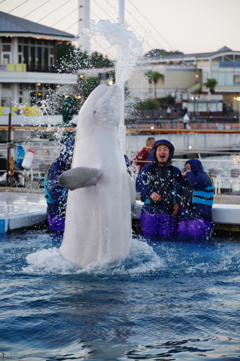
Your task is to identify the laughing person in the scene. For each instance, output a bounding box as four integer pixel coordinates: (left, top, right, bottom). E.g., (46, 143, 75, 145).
(136, 139, 182, 240)
(177, 159, 214, 241)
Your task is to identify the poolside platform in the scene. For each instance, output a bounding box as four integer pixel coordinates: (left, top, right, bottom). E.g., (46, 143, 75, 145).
(0, 188, 47, 233)
(0, 188, 240, 234)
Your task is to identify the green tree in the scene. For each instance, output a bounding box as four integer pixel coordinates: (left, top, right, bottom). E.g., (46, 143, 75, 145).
(144, 70, 153, 91)
(157, 95, 175, 107)
(61, 96, 76, 143)
(144, 70, 164, 98)
(79, 76, 100, 99)
(57, 42, 89, 73)
(89, 51, 114, 68)
(135, 98, 159, 110)
(62, 96, 75, 125)
(57, 43, 114, 73)
(204, 78, 218, 94)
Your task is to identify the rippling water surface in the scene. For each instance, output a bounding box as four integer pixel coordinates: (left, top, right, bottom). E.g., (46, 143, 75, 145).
(1, 229, 240, 360)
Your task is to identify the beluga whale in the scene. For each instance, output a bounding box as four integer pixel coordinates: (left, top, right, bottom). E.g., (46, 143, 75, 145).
(59, 84, 134, 268)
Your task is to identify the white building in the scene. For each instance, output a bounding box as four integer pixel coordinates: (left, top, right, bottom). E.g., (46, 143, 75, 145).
(133, 47, 240, 113)
(78, 46, 240, 115)
(0, 11, 78, 129)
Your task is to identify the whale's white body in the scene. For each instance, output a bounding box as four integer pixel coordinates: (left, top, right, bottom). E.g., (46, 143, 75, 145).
(59, 84, 132, 268)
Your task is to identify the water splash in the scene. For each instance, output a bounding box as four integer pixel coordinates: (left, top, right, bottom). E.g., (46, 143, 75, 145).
(22, 237, 240, 278)
(81, 19, 143, 87)
(23, 239, 164, 276)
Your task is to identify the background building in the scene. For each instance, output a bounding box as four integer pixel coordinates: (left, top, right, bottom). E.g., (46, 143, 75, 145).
(134, 47, 240, 113)
(78, 46, 240, 117)
(0, 11, 78, 128)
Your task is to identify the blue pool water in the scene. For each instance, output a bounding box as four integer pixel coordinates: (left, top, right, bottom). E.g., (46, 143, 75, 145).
(1, 230, 240, 360)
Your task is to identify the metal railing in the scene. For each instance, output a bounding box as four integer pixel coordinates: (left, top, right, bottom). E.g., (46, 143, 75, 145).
(26, 64, 59, 73)
(0, 141, 61, 187)
(0, 128, 240, 192)
(130, 155, 240, 194)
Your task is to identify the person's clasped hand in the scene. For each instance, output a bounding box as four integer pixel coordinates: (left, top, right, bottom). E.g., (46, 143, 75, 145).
(172, 203, 179, 215)
(150, 192, 162, 202)
(182, 169, 191, 178)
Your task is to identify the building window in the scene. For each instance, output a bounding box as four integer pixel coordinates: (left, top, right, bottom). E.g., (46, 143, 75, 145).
(223, 55, 234, 62)
(213, 56, 222, 62)
(2, 83, 11, 89)
(23, 46, 29, 64)
(18, 83, 57, 106)
(19, 90, 23, 104)
(18, 38, 54, 70)
(2, 44, 11, 52)
(2, 37, 12, 43)
(2, 54, 11, 64)
(1, 39, 12, 63)
(234, 75, 240, 84)
(18, 53, 23, 63)
(43, 47, 48, 66)
(37, 47, 42, 66)
(30, 46, 35, 65)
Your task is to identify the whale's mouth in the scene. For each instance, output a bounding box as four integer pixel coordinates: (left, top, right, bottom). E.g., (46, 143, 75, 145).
(93, 84, 121, 125)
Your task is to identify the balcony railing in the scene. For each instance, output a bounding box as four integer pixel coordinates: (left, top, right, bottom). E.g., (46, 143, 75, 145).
(0, 63, 60, 73)
(26, 64, 59, 73)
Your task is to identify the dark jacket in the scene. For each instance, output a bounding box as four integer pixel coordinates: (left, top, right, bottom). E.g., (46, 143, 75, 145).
(136, 139, 182, 214)
(180, 179, 193, 208)
(46, 141, 74, 218)
(179, 159, 214, 221)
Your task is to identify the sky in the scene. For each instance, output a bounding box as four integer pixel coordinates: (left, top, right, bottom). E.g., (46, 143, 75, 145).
(1, 0, 240, 56)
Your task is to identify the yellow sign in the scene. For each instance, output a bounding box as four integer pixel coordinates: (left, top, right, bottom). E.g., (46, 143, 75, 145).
(0, 64, 26, 72)
(0, 106, 41, 116)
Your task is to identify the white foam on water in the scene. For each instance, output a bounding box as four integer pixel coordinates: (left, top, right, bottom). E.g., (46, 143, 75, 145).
(193, 245, 240, 274)
(23, 247, 77, 275)
(154, 239, 240, 276)
(22, 239, 164, 276)
(21, 237, 240, 277)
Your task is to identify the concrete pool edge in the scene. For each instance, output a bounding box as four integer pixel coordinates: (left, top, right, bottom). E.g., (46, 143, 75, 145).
(1, 188, 240, 233)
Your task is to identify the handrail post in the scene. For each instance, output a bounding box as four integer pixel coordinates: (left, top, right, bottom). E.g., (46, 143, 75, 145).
(6, 112, 12, 187)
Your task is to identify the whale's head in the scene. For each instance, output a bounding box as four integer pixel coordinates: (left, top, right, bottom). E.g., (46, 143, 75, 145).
(79, 84, 121, 128)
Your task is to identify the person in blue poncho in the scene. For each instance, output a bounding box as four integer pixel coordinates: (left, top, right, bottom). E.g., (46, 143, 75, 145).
(177, 159, 214, 240)
(136, 139, 182, 240)
(44, 141, 74, 233)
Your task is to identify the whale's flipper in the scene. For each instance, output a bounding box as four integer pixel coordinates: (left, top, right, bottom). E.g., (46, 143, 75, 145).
(59, 167, 103, 191)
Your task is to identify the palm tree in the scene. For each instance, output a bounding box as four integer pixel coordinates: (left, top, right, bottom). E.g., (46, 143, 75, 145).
(144, 70, 164, 98)
(204, 78, 218, 94)
(145, 70, 153, 92)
